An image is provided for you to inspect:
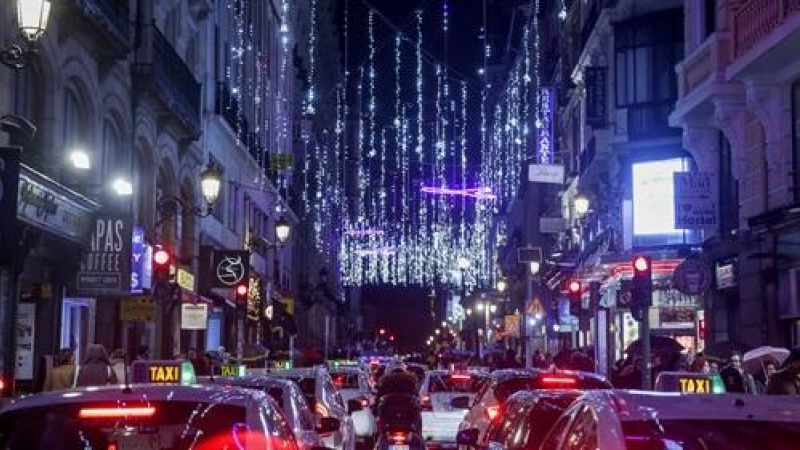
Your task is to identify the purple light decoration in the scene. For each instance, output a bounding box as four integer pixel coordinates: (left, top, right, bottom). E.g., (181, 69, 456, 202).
(354, 247, 397, 256)
(420, 185, 497, 200)
(344, 229, 385, 237)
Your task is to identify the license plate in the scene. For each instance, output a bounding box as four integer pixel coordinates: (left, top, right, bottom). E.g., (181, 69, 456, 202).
(389, 446, 409, 450)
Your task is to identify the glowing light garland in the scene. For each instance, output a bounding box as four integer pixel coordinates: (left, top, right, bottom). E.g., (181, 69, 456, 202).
(421, 186, 497, 200)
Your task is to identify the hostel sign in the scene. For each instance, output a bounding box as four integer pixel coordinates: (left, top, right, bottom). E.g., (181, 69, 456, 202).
(674, 172, 717, 229)
(76, 214, 133, 295)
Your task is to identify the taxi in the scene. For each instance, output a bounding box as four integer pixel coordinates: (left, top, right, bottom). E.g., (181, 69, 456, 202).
(419, 368, 489, 446)
(539, 390, 800, 449)
(329, 366, 377, 447)
(0, 382, 302, 449)
(654, 371, 726, 394)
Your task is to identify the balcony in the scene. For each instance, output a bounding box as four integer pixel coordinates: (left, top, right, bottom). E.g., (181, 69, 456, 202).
(728, 0, 800, 79)
(58, 0, 130, 57)
(133, 26, 201, 138)
(627, 101, 681, 141)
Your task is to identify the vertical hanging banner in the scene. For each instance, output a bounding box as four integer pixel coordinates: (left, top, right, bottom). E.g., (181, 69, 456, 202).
(537, 86, 555, 164)
(585, 67, 607, 129)
(76, 214, 133, 295)
(0, 147, 21, 266)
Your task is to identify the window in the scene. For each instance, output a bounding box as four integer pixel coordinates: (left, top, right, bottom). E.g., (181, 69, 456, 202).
(227, 182, 239, 231)
(704, 0, 716, 39)
(63, 88, 83, 150)
(540, 409, 573, 450)
(719, 132, 739, 235)
(102, 120, 121, 177)
(563, 406, 597, 450)
(615, 10, 684, 107)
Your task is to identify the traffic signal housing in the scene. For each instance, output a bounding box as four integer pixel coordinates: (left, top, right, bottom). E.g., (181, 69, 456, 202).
(235, 283, 248, 303)
(631, 256, 653, 321)
(152, 247, 172, 282)
(567, 280, 582, 316)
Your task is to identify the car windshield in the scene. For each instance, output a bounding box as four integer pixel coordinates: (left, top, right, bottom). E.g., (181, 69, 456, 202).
(331, 372, 360, 389)
(267, 387, 285, 407)
(429, 373, 488, 393)
(0, 401, 274, 450)
(622, 419, 800, 450)
(494, 375, 610, 402)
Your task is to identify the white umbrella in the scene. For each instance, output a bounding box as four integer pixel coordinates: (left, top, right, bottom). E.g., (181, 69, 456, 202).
(742, 346, 790, 373)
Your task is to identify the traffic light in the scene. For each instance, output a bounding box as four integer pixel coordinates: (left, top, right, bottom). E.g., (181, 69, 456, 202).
(379, 328, 386, 336)
(235, 283, 248, 303)
(152, 247, 172, 282)
(631, 255, 653, 321)
(567, 280, 581, 302)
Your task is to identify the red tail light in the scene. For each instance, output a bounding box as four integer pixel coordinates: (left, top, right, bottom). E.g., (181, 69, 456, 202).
(79, 406, 156, 419)
(451, 373, 471, 381)
(421, 394, 432, 411)
(486, 405, 500, 420)
(315, 403, 330, 418)
(540, 376, 577, 387)
(359, 397, 370, 408)
(390, 432, 408, 444)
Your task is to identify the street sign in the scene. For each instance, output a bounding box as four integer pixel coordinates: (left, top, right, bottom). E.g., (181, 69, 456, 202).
(518, 246, 543, 263)
(181, 303, 208, 330)
(674, 172, 717, 229)
(673, 258, 711, 295)
(76, 214, 133, 295)
(528, 164, 565, 184)
(210, 250, 250, 288)
(120, 296, 156, 322)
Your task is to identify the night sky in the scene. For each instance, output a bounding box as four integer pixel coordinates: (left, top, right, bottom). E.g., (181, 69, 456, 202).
(335, 0, 524, 348)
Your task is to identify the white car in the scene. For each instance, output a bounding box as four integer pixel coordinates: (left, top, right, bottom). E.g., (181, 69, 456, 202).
(419, 369, 489, 446)
(272, 366, 358, 450)
(540, 390, 800, 449)
(0, 383, 310, 449)
(330, 367, 377, 446)
(210, 375, 332, 450)
(458, 369, 611, 448)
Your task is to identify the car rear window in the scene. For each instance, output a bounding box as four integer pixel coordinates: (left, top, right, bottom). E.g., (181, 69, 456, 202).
(622, 419, 800, 450)
(331, 372, 360, 389)
(429, 374, 488, 393)
(267, 387, 285, 407)
(494, 375, 611, 402)
(0, 401, 274, 450)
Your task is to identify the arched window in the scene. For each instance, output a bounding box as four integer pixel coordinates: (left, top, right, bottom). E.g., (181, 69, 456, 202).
(102, 119, 122, 176)
(63, 88, 83, 147)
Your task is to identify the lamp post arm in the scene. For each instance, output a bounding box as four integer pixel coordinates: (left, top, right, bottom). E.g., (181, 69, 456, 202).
(155, 195, 211, 227)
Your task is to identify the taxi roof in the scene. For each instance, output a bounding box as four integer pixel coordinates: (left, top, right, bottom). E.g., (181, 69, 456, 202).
(206, 375, 297, 390)
(583, 390, 800, 422)
(0, 384, 268, 414)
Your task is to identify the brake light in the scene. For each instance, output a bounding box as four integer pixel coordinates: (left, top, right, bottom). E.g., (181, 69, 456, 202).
(540, 376, 577, 387)
(486, 405, 500, 420)
(79, 407, 156, 419)
(421, 394, 432, 411)
(451, 373, 471, 381)
(390, 432, 408, 443)
(359, 397, 370, 408)
(315, 403, 330, 418)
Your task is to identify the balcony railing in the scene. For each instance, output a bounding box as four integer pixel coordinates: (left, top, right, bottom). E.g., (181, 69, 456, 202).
(135, 26, 201, 137)
(627, 101, 681, 141)
(61, 0, 129, 55)
(733, 0, 800, 58)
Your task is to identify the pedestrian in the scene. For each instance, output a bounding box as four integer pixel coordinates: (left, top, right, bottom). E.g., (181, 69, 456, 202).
(766, 347, 800, 395)
(188, 347, 209, 376)
(44, 348, 77, 391)
(690, 352, 706, 372)
(135, 345, 150, 361)
(720, 353, 758, 394)
(109, 349, 127, 383)
(75, 344, 118, 387)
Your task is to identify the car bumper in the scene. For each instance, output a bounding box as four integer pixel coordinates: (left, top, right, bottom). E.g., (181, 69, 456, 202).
(352, 409, 376, 437)
(421, 411, 465, 443)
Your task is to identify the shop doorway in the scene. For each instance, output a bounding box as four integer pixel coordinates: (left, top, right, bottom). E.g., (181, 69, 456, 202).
(61, 298, 94, 363)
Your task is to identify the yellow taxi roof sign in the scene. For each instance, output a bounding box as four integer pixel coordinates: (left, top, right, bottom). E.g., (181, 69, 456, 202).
(131, 360, 196, 385)
(654, 371, 725, 394)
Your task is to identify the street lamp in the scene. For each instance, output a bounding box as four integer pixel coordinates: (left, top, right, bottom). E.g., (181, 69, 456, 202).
(157, 163, 222, 225)
(496, 279, 507, 293)
(1, 0, 50, 69)
(529, 261, 541, 276)
(275, 216, 291, 243)
(574, 195, 590, 218)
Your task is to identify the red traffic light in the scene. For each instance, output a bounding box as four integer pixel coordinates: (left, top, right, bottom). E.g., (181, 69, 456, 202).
(235, 284, 248, 296)
(568, 280, 581, 293)
(633, 256, 650, 272)
(389, 335, 396, 342)
(153, 249, 171, 266)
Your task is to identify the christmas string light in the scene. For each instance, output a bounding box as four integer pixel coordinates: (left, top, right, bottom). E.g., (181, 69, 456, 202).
(305, 0, 317, 115)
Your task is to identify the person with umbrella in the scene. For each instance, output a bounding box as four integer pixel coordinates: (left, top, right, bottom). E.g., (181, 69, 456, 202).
(766, 347, 800, 395)
(719, 352, 758, 394)
(742, 346, 789, 393)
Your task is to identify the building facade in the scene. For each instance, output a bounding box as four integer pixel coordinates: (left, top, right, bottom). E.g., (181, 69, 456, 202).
(0, 0, 341, 394)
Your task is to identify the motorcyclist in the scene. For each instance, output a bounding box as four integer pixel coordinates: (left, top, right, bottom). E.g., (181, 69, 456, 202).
(374, 363, 422, 438)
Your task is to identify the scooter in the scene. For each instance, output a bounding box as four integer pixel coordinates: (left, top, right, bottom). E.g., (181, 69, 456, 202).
(373, 393, 425, 450)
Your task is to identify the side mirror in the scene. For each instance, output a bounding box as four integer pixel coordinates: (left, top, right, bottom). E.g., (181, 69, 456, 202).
(487, 441, 506, 450)
(317, 417, 341, 435)
(456, 428, 480, 446)
(450, 395, 471, 410)
(347, 399, 364, 413)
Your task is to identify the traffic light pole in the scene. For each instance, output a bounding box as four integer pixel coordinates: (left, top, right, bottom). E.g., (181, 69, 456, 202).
(642, 308, 651, 390)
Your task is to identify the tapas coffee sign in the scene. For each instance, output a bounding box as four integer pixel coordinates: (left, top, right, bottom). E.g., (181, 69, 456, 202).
(76, 214, 133, 295)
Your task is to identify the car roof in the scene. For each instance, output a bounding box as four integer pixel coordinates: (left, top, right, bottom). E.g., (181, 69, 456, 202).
(269, 367, 324, 378)
(0, 384, 266, 413)
(505, 389, 584, 404)
(207, 375, 297, 390)
(582, 390, 800, 422)
(490, 369, 610, 385)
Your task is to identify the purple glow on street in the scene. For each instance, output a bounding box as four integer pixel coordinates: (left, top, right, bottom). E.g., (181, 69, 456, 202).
(344, 229, 385, 237)
(354, 247, 397, 256)
(420, 185, 497, 199)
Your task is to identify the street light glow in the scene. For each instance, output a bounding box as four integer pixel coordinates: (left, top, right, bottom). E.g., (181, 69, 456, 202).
(529, 261, 541, 276)
(496, 279, 507, 292)
(199, 164, 222, 205)
(112, 178, 133, 196)
(17, 0, 51, 43)
(489, 304, 497, 313)
(575, 195, 590, 217)
(69, 149, 90, 170)
(275, 216, 291, 243)
(457, 256, 469, 270)
(476, 302, 485, 311)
